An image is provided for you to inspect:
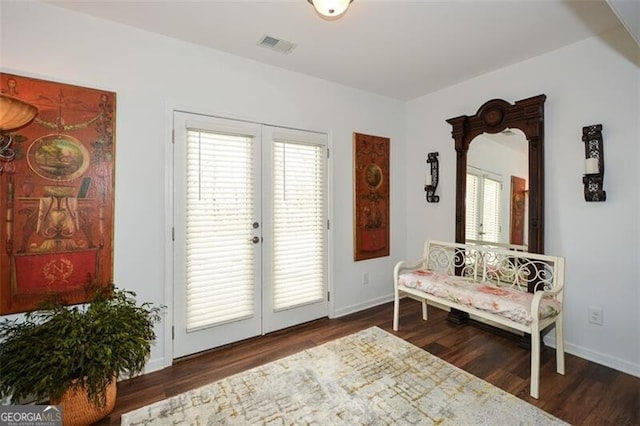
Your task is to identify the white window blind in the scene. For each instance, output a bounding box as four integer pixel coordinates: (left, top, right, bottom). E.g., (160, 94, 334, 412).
(272, 141, 325, 311)
(466, 170, 502, 243)
(466, 173, 479, 241)
(186, 129, 255, 331)
(482, 177, 502, 243)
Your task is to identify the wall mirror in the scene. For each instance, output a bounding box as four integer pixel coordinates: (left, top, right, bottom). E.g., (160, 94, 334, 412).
(466, 130, 528, 247)
(447, 94, 546, 255)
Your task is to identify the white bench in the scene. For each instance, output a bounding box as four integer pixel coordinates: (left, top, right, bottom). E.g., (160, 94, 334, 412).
(393, 240, 566, 398)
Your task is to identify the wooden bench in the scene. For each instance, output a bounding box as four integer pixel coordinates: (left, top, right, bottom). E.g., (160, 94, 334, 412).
(393, 240, 566, 398)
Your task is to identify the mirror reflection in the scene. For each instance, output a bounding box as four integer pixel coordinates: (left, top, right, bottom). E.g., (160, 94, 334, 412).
(466, 128, 528, 248)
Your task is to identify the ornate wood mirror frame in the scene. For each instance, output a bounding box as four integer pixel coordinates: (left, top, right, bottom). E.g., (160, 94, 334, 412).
(447, 94, 546, 256)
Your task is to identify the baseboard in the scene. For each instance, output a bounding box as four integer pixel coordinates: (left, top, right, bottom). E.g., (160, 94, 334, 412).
(143, 357, 167, 375)
(332, 293, 394, 318)
(544, 335, 640, 378)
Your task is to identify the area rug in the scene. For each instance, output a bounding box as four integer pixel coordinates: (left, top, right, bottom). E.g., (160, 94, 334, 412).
(121, 327, 566, 425)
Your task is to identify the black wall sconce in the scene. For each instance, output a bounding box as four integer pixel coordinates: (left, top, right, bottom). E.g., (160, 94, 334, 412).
(425, 152, 439, 203)
(582, 124, 606, 202)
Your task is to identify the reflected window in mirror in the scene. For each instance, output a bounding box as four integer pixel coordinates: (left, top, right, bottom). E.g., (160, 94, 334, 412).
(466, 168, 503, 243)
(466, 130, 527, 247)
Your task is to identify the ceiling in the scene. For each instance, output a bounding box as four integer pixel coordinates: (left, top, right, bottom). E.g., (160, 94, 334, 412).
(44, 0, 631, 101)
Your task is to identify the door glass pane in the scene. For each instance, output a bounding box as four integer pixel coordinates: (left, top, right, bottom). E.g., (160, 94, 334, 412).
(186, 130, 255, 330)
(466, 173, 479, 241)
(482, 177, 502, 243)
(272, 141, 325, 311)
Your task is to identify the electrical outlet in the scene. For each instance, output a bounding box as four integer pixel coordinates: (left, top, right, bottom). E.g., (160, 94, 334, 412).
(588, 307, 604, 326)
(362, 272, 369, 285)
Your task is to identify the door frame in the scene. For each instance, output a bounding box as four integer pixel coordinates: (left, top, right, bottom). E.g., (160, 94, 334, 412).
(161, 104, 334, 368)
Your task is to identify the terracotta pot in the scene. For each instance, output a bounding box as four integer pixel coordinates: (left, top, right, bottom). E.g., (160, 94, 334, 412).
(55, 378, 117, 426)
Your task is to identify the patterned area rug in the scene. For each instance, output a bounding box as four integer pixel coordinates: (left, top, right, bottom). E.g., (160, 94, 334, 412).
(122, 327, 566, 425)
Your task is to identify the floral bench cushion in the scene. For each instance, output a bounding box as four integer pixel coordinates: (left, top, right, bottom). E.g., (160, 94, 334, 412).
(397, 269, 560, 325)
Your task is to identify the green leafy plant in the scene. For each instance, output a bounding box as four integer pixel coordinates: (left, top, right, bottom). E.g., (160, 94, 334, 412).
(0, 285, 162, 407)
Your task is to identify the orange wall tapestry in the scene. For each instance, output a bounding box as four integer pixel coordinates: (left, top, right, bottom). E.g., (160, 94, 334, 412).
(0, 73, 116, 314)
(353, 132, 390, 261)
(510, 175, 526, 246)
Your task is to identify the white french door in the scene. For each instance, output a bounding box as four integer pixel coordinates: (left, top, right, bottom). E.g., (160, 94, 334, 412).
(261, 126, 328, 333)
(172, 112, 328, 359)
(466, 168, 503, 243)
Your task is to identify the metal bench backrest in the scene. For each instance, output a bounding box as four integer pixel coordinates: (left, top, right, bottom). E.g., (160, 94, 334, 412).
(422, 240, 565, 295)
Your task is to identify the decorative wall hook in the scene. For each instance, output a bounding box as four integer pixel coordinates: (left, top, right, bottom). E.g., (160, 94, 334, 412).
(425, 152, 439, 203)
(582, 124, 606, 202)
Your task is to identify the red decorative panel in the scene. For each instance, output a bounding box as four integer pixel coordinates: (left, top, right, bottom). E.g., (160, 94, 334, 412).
(353, 132, 390, 261)
(510, 176, 526, 246)
(14, 250, 98, 293)
(0, 73, 115, 314)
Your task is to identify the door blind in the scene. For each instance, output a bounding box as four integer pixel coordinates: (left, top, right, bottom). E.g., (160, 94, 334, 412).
(272, 141, 325, 311)
(466, 171, 502, 242)
(186, 129, 255, 331)
(466, 173, 479, 241)
(482, 176, 502, 243)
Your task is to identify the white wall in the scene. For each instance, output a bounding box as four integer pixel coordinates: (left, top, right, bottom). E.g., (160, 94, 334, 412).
(405, 27, 639, 376)
(0, 2, 407, 371)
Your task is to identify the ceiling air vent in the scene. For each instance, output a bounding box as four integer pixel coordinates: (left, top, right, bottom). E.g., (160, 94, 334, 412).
(257, 35, 297, 55)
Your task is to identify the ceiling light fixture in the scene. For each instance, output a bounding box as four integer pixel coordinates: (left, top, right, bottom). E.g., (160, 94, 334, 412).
(307, 0, 353, 18)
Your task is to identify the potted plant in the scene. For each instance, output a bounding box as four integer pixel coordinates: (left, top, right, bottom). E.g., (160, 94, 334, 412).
(0, 285, 162, 424)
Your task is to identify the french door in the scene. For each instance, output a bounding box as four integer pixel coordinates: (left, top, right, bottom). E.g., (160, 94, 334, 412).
(172, 112, 328, 359)
(466, 168, 503, 243)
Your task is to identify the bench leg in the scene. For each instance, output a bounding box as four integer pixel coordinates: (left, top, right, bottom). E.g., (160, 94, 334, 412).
(422, 299, 428, 320)
(555, 316, 566, 375)
(393, 292, 400, 331)
(530, 327, 541, 399)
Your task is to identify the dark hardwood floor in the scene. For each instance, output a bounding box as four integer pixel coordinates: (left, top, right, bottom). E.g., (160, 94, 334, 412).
(98, 299, 639, 425)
